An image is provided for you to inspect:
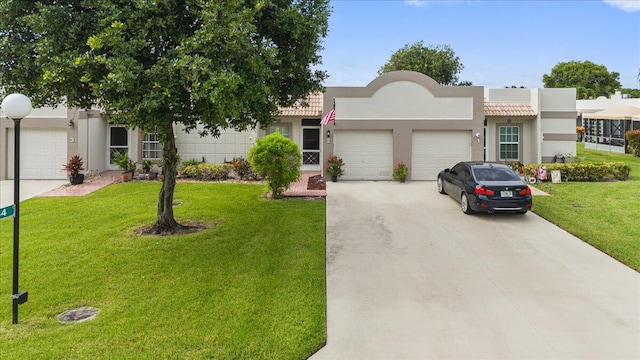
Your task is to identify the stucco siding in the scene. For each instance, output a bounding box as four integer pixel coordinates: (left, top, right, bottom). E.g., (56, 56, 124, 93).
(486, 88, 531, 103)
(542, 141, 577, 159)
(339, 81, 473, 120)
(175, 125, 256, 163)
(27, 105, 68, 118)
(539, 89, 577, 112)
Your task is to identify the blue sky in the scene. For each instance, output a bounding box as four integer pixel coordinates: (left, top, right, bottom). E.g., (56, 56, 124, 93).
(320, 0, 640, 89)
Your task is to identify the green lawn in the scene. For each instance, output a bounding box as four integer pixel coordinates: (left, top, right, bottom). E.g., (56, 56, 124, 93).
(0, 183, 326, 359)
(532, 143, 640, 272)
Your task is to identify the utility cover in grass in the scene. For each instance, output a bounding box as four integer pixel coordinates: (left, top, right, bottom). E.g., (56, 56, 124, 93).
(58, 307, 99, 323)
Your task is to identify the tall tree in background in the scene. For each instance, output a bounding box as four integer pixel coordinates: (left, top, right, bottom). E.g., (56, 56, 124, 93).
(378, 41, 469, 86)
(0, 0, 330, 233)
(543, 60, 621, 99)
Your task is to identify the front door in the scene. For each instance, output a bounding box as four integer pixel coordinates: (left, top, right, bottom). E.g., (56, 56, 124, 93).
(301, 120, 321, 171)
(108, 125, 129, 170)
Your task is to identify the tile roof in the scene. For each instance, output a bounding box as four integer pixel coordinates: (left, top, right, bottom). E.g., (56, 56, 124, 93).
(484, 102, 536, 117)
(278, 94, 536, 118)
(277, 92, 323, 117)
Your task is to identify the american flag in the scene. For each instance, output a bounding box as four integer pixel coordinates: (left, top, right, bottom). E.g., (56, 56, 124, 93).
(321, 100, 335, 125)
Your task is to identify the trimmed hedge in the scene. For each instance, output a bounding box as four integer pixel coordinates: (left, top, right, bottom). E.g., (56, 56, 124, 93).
(626, 130, 640, 157)
(178, 163, 233, 181)
(517, 162, 630, 182)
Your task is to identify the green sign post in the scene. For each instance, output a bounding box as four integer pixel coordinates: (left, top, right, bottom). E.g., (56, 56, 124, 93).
(0, 204, 15, 220)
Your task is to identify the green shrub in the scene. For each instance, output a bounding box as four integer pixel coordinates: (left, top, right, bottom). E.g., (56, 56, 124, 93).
(179, 158, 203, 173)
(625, 130, 640, 157)
(178, 163, 233, 181)
(519, 162, 631, 182)
(247, 132, 302, 198)
(232, 157, 258, 180)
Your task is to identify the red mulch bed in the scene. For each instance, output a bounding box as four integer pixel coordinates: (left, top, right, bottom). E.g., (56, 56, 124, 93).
(307, 174, 326, 190)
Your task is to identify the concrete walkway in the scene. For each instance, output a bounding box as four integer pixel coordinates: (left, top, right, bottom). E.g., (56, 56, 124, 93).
(311, 181, 639, 359)
(2, 170, 323, 204)
(0, 179, 68, 207)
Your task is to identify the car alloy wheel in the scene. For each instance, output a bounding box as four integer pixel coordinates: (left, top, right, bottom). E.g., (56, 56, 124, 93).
(437, 177, 446, 194)
(461, 193, 474, 214)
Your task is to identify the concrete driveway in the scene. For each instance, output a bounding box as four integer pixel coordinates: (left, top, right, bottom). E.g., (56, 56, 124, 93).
(0, 180, 67, 207)
(311, 181, 639, 359)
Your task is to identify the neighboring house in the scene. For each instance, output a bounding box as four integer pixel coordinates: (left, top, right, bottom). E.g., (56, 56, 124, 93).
(0, 71, 576, 181)
(323, 71, 485, 181)
(576, 91, 640, 153)
(323, 72, 576, 180)
(484, 87, 577, 166)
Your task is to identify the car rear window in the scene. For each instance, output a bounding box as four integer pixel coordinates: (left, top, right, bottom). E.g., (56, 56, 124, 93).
(473, 167, 521, 181)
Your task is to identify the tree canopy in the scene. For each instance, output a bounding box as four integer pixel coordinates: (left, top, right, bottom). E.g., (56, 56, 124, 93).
(378, 41, 469, 86)
(542, 60, 621, 99)
(0, 0, 330, 233)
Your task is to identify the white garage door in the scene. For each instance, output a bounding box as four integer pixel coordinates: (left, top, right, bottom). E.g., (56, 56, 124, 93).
(412, 130, 471, 180)
(7, 129, 67, 180)
(334, 130, 393, 180)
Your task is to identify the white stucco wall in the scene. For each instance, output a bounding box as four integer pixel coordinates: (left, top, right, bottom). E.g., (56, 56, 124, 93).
(78, 116, 108, 174)
(486, 88, 531, 103)
(540, 117, 575, 134)
(539, 88, 577, 112)
(338, 81, 473, 120)
(577, 92, 640, 113)
(175, 125, 257, 164)
(26, 105, 68, 118)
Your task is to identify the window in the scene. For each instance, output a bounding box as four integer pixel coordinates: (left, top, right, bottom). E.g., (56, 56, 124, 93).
(451, 164, 470, 180)
(143, 133, 163, 160)
(267, 123, 291, 138)
(499, 126, 519, 161)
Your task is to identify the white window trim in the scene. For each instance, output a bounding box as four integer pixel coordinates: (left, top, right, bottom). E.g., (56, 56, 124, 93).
(496, 124, 522, 162)
(143, 132, 163, 160)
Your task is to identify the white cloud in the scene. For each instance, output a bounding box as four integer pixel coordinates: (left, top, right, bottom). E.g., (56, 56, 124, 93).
(404, 0, 430, 6)
(603, 0, 640, 12)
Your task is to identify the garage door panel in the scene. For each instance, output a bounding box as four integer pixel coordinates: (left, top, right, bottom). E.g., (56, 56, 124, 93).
(7, 128, 67, 180)
(335, 130, 393, 180)
(412, 131, 471, 180)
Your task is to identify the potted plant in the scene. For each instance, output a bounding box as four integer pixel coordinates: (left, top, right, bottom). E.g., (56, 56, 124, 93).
(393, 161, 408, 182)
(142, 159, 157, 180)
(326, 155, 345, 182)
(63, 154, 85, 185)
(113, 151, 136, 182)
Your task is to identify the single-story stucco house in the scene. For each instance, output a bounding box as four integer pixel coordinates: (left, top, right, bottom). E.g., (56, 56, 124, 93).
(1, 71, 577, 181)
(577, 91, 640, 154)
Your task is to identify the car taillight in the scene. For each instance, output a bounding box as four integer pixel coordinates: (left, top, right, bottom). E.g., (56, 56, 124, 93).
(475, 185, 495, 196)
(518, 187, 532, 196)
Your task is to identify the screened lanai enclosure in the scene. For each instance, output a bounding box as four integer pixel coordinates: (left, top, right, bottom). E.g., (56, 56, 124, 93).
(582, 106, 640, 154)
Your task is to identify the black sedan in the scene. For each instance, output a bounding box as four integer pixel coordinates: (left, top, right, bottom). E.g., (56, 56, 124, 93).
(437, 162, 532, 214)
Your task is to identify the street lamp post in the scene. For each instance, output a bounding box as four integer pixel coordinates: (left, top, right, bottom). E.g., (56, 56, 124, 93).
(1, 93, 33, 324)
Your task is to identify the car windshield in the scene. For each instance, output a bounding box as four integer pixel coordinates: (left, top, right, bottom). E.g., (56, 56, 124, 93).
(473, 167, 521, 182)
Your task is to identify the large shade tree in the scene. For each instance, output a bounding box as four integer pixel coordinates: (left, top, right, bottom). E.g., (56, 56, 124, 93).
(542, 60, 621, 99)
(378, 41, 469, 86)
(0, 0, 330, 233)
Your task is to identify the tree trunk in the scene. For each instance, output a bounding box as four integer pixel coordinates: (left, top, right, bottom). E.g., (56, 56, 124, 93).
(151, 122, 180, 233)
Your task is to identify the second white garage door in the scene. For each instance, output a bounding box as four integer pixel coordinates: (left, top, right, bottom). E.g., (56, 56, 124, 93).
(7, 128, 68, 180)
(412, 130, 472, 180)
(334, 130, 393, 180)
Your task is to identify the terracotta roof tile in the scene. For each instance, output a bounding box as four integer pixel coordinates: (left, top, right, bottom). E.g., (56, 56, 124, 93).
(484, 102, 536, 117)
(278, 93, 323, 117)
